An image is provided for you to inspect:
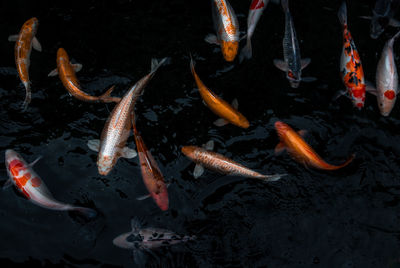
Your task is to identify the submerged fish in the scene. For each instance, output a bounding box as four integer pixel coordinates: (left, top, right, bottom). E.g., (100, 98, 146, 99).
(132, 115, 169, 211)
(4, 150, 96, 217)
(338, 1, 366, 109)
(367, 31, 400, 116)
(240, 0, 269, 62)
(274, 121, 354, 170)
(8, 17, 42, 110)
(88, 58, 168, 175)
(205, 0, 240, 61)
(48, 48, 120, 103)
(273, 0, 311, 88)
(190, 57, 249, 128)
(113, 218, 194, 263)
(181, 142, 285, 181)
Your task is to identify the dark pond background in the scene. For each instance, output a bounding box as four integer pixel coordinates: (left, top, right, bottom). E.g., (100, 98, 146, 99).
(1, 0, 400, 267)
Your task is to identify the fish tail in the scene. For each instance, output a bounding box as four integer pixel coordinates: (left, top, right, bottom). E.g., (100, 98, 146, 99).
(338, 1, 347, 27)
(150, 57, 170, 74)
(22, 82, 31, 111)
(71, 206, 97, 218)
(322, 154, 355, 170)
(189, 54, 196, 75)
(239, 38, 252, 62)
(260, 173, 287, 182)
(281, 0, 289, 12)
(99, 85, 121, 103)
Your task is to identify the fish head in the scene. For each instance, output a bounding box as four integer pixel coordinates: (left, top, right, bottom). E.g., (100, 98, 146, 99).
(286, 70, 301, 88)
(181, 146, 197, 159)
(57, 48, 69, 61)
(274, 121, 291, 139)
(350, 86, 366, 110)
(5, 149, 21, 164)
(221, 40, 238, 62)
(25, 17, 39, 30)
(378, 89, 396, 116)
(113, 232, 142, 249)
(97, 155, 114, 175)
(150, 185, 169, 211)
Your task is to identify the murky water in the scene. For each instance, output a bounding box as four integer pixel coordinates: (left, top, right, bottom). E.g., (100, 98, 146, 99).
(1, 0, 400, 267)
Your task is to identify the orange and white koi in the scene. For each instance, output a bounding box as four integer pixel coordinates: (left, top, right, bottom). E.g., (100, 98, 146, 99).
(190, 57, 249, 128)
(338, 1, 366, 109)
(4, 150, 96, 217)
(48, 48, 120, 103)
(88, 58, 168, 175)
(274, 121, 354, 170)
(8, 17, 42, 110)
(132, 116, 168, 211)
(205, 0, 239, 62)
(240, 0, 269, 62)
(367, 31, 400, 116)
(181, 142, 285, 181)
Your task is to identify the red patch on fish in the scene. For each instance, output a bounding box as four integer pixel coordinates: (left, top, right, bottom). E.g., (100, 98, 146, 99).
(250, 0, 264, 10)
(9, 160, 25, 176)
(356, 102, 363, 108)
(21, 188, 30, 199)
(384, 90, 396, 100)
(352, 89, 364, 98)
(31, 177, 41, 187)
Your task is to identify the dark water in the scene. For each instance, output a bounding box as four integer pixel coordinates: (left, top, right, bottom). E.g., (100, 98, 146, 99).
(1, 0, 400, 267)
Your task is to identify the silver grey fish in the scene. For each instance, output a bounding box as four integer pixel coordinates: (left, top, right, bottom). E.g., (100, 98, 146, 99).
(273, 0, 311, 88)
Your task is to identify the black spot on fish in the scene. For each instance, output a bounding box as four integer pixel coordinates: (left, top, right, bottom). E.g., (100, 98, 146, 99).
(345, 45, 352, 55)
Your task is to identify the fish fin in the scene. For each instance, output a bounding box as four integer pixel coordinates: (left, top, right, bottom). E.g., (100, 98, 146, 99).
(239, 38, 252, 62)
(262, 173, 287, 182)
(71, 63, 82, 72)
(22, 82, 31, 111)
(2, 179, 13, 190)
(120, 147, 137, 159)
(8, 34, 18, 42)
(338, 1, 347, 26)
(358, 15, 371, 20)
(239, 33, 248, 42)
(204, 34, 219, 45)
(99, 85, 121, 103)
(87, 139, 100, 152)
(365, 81, 377, 96)
(301, 76, 317, 83)
(275, 142, 286, 154)
(300, 58, 311, 70)
(193, 164, 204, 179)
(297, 130, 307, 137)
(32, 37, 42, 52)
(72, 207, 97, 218)
(214, 118, 229, 127)
(231, 98, 239, 109)
(389, 18, 400, 27)
(133, 249, 147, 265)
(203, 140, 214, 151)
(150, 57, 169, 74)
(29, 156, 42, 167)
(47, 68, 58, 77)
(131, 217, 143, 232)
(333, 90, 348, 100)
(136, 194, 151, 201)
(273, 59, 288, 72)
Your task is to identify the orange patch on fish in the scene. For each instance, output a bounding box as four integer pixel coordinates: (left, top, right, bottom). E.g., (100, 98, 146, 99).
(15, 173, 31, 189)
(221, 40, 238, 62)
(384, 90, 396, 100)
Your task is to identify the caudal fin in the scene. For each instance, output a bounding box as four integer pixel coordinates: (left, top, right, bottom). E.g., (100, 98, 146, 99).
(22, 82, 31, 111)
(260, 173, 287, 182)
(72, 206, 97, 218)
(324, 154, 355, 170)
(99, 85, 121, 103)
(338, 1, 347, 26)
(239, 38, 252, 62)
(150, 57, 170, 74)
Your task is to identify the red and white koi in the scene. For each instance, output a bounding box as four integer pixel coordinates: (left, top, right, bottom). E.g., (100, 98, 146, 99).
(4, 150, 96, 217)
(8, 17, 42, 110)
(338, 1, 366, 109)
(205, 0, 239, 62)
(240, 0, 269, 62)
(88, 58, 168, 175)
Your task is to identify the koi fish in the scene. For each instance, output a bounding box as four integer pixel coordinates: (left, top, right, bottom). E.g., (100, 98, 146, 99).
(132, 115, 168, 211)
(4, 150, 96, 217)
(273, 0, 311, 88)
(181, 142, 285, 181)
(367, 31, 400, 116)
(205, 0, 239, 62)
(48, 48, 120, 103)
(190, 57, 249, 128)
(88, 58, 168, 175)
(338, 1, 366, 109)
(8, 17, 42, 110)
(274, 121, 354, 170)
(360, 0, 400, 39)
(240, 0, 269, 62)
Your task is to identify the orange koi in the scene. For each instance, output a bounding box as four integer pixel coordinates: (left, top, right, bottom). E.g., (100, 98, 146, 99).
(190, 57, 249, 128)
(48, 48, 120, 103)
(274, 121, 354, 170)
(8, 17, 42, 110)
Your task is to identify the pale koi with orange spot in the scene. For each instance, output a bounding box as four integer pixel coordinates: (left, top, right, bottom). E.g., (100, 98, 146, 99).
(205, 0, 239, 62)
(337, 2, 366, 109)
(274, 121, 354, 170)
(48, 48, 120, 103)
(8, 17, 42, 110)
(88, 58, 168, 175)
(4, 150, 96, 217)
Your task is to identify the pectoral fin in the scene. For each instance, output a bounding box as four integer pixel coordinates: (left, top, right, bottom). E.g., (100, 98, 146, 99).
(2, 179, 13, 190)
(193, 164, 204, 179)
(32, 37, 42, 52)
(389, 18, 400, 27)
(203, 140, 214, 151)
(88, 139, 100, 152)
(297, 130, 307, 137)
(8, 34, 18, 42)
(365, 81, 377, 96)
(29, 156, 42, 167)
(214, 118, 229, 127)
(71, 63, 82, 72)
(273, 59, 288, 72)
(275, 142, 286, 154)
(333, 90, 348, 100)
(205, 34, 219, 45)
(48, 68, 58, 77)
(302, 76, 317, 82)
(120, 147, 137, 159)
(300, 58, 311, 70)
(231, 98, 238, 109)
